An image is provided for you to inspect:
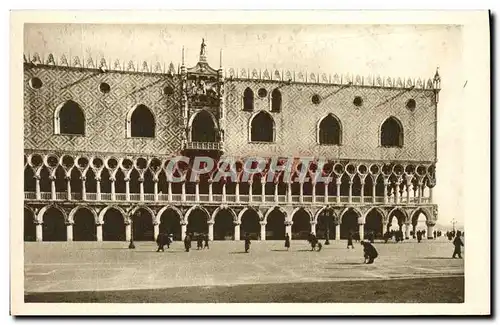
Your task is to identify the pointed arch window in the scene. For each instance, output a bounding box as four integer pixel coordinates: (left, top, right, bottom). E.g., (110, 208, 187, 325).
(318, 114, 342, 145)
(127, 104, 155, 138)
(250, 111, 275, 143)
(243, 88, 254, 111)
(271, 88, 282, 112)
(380, 116, 404, 147)
(54, 100, 85, 135)
(190, 110, 218, 142)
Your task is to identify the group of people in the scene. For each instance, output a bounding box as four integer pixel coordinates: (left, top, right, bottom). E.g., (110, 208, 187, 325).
(183, 233, 210, 252)
(155, 228, 464, 262)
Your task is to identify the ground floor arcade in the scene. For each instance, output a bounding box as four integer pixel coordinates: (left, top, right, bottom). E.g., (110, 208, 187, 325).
(23, 202, 438, 242)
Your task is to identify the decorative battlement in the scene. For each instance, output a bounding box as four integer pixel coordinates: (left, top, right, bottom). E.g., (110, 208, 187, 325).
(24, 49, 441, 91)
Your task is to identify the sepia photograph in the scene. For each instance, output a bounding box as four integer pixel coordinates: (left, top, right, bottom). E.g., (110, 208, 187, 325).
(10, 10, 490, 316)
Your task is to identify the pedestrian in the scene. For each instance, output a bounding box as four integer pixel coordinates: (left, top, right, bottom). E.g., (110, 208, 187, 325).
(156, 232, 165, 252)
(204, 233, 209, 249)
(452, 231, 464, 259)
(317, 241, 323, 252)
(244, 233, 251, 253)
(284, 233, 290, 251)
(310, 233, 317, 251)
(347, 231, 354, 249)
(417, 230, 422, 243)
(184, 232, 191, 252)
(361, 240, 379, 264)
(165, 233, 171, 249)
(197, 234, 203, 250)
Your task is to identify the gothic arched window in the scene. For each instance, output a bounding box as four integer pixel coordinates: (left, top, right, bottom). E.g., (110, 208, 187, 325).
(380, 116, 404, 147)
(271, 88, 282, 112)
(55, 100, 85, 135)
(243, 88, 254, 111)
(250, 111, 275, 142)
(191, 110, 217, 142)
(129, 105, 155, 138)
(318, 114, 342, 145)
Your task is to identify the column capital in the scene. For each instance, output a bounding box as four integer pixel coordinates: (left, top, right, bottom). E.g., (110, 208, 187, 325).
(284, 220, 293, 226)
(109, 177, 116, 182)
(233, 221, 241, 226)
(138, 177, 144, 182)
(260, 221, 267, 226)
(34, 174, 41, 180)
(49, 175, 56, 181)
(80, 176, 86, 181)
(336, 179, 342, 185)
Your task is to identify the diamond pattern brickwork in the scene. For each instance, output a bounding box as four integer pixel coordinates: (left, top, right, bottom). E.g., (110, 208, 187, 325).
(224, 79, 437, 162)
(24, 65, 182, 155)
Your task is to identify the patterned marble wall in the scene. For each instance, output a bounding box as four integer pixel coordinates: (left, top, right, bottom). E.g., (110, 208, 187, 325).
(24, 65, 182, 156)
(224, 79, 437, 162)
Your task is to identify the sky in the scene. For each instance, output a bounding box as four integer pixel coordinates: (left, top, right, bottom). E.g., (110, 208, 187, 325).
(24, 24, 464, 228)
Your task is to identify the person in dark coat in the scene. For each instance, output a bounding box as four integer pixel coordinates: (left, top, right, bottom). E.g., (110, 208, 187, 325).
(284, 233, 290, 251)
(165, 234, 171, 249)
(310, 233, 317, 251)
(452, 231, 464, 258)
(361, 240, 378, 264)
(416, 230, 422, 243)
(204, 233, 209, 249)
(347, 231, 354, 249)
(244, 233, 251, 253)
(196, 234, 203, 250)
(156, 232, 165, 252)
(184, 232, 191, 252)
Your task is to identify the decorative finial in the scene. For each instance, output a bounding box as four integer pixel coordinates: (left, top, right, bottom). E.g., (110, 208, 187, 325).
(434, 66, 440, 81)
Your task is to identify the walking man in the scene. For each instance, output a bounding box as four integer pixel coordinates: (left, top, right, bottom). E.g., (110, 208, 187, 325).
(184, 232, 192, 252)
(361, 240, 379, 264)
(347, 231, 354, 249)
(156, 232, 165, 252)
(204, 233, 210, 249)
(244, 233, 251, 253)
(284, 233, 290, 251)
(452, 231, 464, 259)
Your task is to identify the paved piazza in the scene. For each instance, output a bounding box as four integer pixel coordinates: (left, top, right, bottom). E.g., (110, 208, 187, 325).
(24, 238, 464, 293)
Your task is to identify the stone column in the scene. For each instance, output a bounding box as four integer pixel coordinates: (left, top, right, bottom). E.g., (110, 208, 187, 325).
(285, 221, 292, 239)
(404, 223, 410, 239)
(208, 222, 214, 241)
(358, 223, 364, 241)
(222, 183, 227, 202)
(336, 178, 341, 203)
(154, 180, 159, 201)
(406, 182, 412, 205)
(261, 178, 265, 202)
(360, 181, 365, 203)
(35, 222, 43, 242)
(335, 223, 340, 241)
(310, 221, 316, 236)
(429, 187, 433, 203)
(372, 182, 376, 203)
(417, 181, 423, 204)
(249, 182, 253, 203)
(81, 176, 87, 201)
(110, 177, 116, 201)
(395, 181, 400, 204)
(50, 176, 56, 200)
(181, 182, 186, 202)
(234, 222, 241, 240)
(235, 183, 240, 203)
(125, 178, 130, 201)
(426, 222, 435, 239)
(96, 178, 101, 201)
(96, 224, 103, 242)
(66, 223, 73, 241)
(299, 182, 304, 203)
(287, 182, 292, 203)
(66, 177, 72, 201)
(139, 178, 145, 201)
(125, 223, 131, 241)
(348, 180, 353, 203)
(260, 222, 267, 241)
(324, 183, 328, 203)
(208, 182, 213, 202)
(181, 223, 187, 241)
(35, 175, 41, 200)
(274, 183, 279, 202)
(195, 181, 200, 202)
(154, 223, 159, 240)
(312, 183, 316, 203)
(383, 179, 388, 204)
